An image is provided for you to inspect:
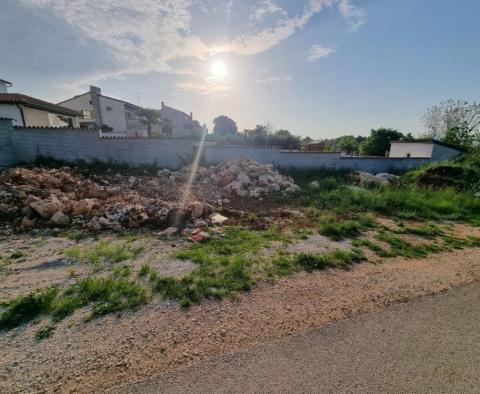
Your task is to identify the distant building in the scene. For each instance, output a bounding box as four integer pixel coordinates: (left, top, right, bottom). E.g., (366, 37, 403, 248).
(389, 139, 464, 160)
(303, 140, 326, 151)
(157, 101, 204, 138)
(58, 86, 146, 137)
(0, 79, 81, 127)
(0, 79, 13, 93)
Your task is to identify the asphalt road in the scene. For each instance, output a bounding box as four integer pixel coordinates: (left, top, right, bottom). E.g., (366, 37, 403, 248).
(114, 283, 480, 394)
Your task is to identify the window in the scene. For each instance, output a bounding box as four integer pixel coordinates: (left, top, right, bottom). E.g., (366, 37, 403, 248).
(406, 153, 411, 158)
(106, 106, 113, 111)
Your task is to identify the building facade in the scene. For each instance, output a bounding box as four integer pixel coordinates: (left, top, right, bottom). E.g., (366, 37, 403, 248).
(58, 86, 146, 137)
(157, 101, 204, 138)
(389, 139, 463, 160)
(0, 79, 81, 127)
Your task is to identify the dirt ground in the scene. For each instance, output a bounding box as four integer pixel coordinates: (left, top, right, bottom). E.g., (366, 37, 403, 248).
(2, 237, 480, 393)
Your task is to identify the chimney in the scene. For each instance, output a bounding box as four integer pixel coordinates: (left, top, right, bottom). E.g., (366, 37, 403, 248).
(89, 86, 103, 126)
(0, 79, 12, 93)
(190, 111, 193, 120)
(161, 101, 165, 109)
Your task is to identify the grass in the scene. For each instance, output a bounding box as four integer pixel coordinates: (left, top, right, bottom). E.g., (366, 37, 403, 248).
(35, 324, 55, 340)
(318, 213, 376, 241)
(295, 249, 365, 271)
(156, 226, 285, 306)
(281, 165, 480, 224)
(64, 239, 144, 265)
(0, 275, 149, 332)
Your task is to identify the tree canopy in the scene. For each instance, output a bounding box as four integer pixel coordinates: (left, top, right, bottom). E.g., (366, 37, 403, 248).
(213, 115, 238, 136)
(423, 99, 480, 150)
(360, 128, 405, 156)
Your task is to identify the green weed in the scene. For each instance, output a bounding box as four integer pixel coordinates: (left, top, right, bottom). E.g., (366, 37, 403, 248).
(64, 239, 144, 265)
(318, 213, 376, 241)
(35, 324, 55, 340)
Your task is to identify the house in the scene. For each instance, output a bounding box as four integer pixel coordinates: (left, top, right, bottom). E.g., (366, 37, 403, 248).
(389, 139, 464, 160)
(157, 101, 205, 138)
(58, 86, 146, 137)
(0, 79, 81, 127)
(303, 140, 326, 151)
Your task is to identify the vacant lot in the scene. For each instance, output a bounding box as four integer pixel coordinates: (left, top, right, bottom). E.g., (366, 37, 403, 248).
(2, 156, 480, 392)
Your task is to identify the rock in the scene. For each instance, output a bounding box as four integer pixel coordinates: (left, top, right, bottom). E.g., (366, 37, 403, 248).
(159, 227, 178, 237)
(308, 180, 320, 190)
(30, 199, 63, 219)
(191, 230, 210, 242)
(72, 199, 96, 216)
(50, 211, 70, 226)
(217, 172, 236, 187)
(228, 164, 242, 175)
(189, 201, 205, 218)
(210, 213, 228, 225)
(375, 173, 399, 185)
(20, 216, 36, 228)
(157, 169, 171, 177)
(128, 176, 137, 187)
(166, 208, 192, 229)
(475, 192, 480, 198)
(24, 194, 40, 205)
(267, 183, 281, 193)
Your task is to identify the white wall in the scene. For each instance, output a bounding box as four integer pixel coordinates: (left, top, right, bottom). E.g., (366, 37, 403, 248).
(0, 104, 24, 126)
(389, 142, 433, 158)
(99, 96, 127, 133)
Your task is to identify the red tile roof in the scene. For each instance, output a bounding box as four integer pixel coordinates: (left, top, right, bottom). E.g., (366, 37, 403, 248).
(0, 93, 81, 117)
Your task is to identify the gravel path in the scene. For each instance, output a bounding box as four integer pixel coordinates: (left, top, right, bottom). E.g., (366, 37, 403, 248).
(114, 282, 480, 394)
(2, 247, 480, 393)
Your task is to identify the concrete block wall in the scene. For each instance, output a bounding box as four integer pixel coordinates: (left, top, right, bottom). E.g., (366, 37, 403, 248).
(1, 121, 195, 169)
(201, 145, 431, 173)
(0, 120, 432, 172)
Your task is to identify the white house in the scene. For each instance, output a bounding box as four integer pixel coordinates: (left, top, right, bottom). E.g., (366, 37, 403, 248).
(389, 139, 464, 160)
(0, 79, 81, 127)
(58, 86, 146, 137)
(157, 101, 205, 138)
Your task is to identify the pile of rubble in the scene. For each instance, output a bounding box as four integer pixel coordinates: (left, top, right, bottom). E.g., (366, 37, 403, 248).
(192, 159, 300, 198)
(0, 159, 301, 234)
(0, 167, 173, 231)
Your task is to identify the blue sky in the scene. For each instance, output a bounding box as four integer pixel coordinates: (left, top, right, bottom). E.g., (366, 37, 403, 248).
(1, 0, 479, 138)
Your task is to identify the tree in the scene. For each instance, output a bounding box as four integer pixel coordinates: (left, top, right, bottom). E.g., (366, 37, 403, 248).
(360, 128, 404, 156)
(443, 121, 476, 150)
(137, 108, 162, 138)
(244, 125, 268, 146)
(270, 129, 301, 149)
(324, 135, 366, 154)
(213, 115, 238, 136)
(423, 99, 480, 139)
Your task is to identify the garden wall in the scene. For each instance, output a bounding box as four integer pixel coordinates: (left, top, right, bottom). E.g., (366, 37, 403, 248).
(0, 119, 431, 173)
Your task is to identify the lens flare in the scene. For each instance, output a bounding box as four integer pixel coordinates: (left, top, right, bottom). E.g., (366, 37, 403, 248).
(210, 61, 227, 80)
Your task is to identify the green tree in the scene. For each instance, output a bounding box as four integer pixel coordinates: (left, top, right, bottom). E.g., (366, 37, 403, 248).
(213, 115, 238, 136)
(444, 121, 476, 150)
(137, 108, 161, 138)
(244, 125, 268, 146)
(361, 128, 404, 156)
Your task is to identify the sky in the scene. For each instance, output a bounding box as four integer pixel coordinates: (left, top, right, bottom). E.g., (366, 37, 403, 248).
(1, 0, 480, 139)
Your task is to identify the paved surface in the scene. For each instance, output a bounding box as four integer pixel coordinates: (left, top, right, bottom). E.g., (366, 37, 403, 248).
(114, 283, 480, 394)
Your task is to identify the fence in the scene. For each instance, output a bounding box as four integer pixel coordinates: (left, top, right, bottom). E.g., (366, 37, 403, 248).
(0, 119, 431, 172)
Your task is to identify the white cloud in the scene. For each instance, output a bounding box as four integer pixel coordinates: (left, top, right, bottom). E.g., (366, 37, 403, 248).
(19, 0, 366, 90)
(307, 44, 337, 62)
(250, 0, 285, 21)
(256, 75, 291, 84)
(20, 0, 206, 83)
(175, 80, 231, 96)
(338, 0, 367, 31)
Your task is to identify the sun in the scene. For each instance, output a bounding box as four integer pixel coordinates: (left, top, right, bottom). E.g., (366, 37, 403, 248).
(210, 61, 227, 80)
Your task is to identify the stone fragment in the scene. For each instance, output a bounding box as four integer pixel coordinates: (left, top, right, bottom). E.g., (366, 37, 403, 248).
(50, 211, 70, 226)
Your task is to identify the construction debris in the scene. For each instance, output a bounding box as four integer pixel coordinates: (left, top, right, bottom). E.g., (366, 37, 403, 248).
(0, 159, 301, 233)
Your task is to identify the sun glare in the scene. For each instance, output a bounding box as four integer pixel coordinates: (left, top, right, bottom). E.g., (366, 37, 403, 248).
(210, 61, 227, 80)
